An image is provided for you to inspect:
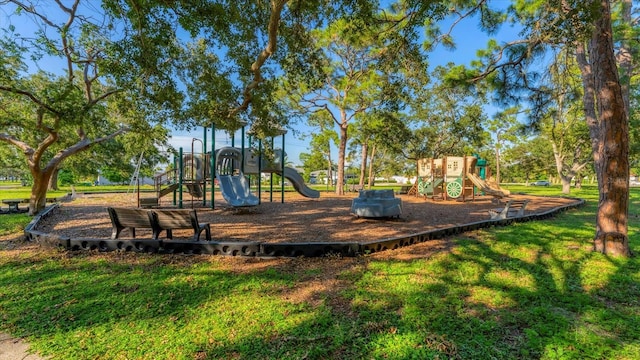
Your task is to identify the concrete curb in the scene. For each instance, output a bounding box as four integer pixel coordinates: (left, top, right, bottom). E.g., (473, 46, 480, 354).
(0, 333, 46, 360)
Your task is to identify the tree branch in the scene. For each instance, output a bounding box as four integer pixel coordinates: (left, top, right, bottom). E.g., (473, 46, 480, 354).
(9, 0, 59, 28)
(56, 0, 81, 81)
(229, 0, 288, 118)
(0, 133, 35, 156)
(469, 38, 542, 82)
(88, 88, 122, 108)
(31, 112, 59, 171)
(44, 126, 129, 172)
(437, 0, 488, 49)
(0, 85, 62, 116)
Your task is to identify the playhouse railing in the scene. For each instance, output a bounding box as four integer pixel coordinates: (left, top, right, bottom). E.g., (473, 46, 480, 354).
(154, 169, 179, 198)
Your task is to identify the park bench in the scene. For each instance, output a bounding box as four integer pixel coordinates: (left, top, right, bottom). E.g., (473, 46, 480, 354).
(139, 197, 159, 208)
(488, 199, 530, 220)
(150, 209, 211, 241)
(108, 207, 212, 241)
(108, 207, 154, 239)
(2, 199, 24, 212)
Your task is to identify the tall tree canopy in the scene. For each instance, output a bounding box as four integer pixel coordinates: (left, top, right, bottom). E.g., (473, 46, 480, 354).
(280, 15, 426, 194)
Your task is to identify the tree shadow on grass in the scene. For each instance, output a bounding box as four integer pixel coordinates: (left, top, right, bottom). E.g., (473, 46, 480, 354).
(0, 250, 311, 358)
(1, 206, 638, 359)
(322, 215, 640, 359)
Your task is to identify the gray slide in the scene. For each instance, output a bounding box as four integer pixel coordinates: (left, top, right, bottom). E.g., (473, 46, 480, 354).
(217, 175, 260, 207)
(268, 167, 320, 198)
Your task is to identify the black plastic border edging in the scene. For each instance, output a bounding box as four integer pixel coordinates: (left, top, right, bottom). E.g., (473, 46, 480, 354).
(260, 242, 360, 257)
(360, 198, 585, 255)
(23, 203, 58, 235)
(25, 198, 585, 258)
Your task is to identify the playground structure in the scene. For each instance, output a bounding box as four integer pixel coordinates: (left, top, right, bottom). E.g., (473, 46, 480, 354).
(416, 155, 509, 200)
(130, 122, 321, 208)
(214, 146, 319, 206)
(215, 147, 260, 207)
(416, 158, 445, 199)
(145, 144, 319, 208)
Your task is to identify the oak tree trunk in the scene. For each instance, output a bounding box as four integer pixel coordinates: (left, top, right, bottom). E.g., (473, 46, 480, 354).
(335, 120, 348, 196)
(29, 168, 54, 216)
(359, 140, 368, 188)
(48, 167, 59, 191)
(367, 144, 376, 189)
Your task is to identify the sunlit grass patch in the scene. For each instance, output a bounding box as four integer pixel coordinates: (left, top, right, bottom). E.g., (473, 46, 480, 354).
(368, 331, 461, 359)
(0, 213, 31, 236)
(467, 285, 518, 308)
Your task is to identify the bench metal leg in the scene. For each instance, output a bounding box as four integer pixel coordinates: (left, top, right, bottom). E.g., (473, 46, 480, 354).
(193, 224, 211, 241)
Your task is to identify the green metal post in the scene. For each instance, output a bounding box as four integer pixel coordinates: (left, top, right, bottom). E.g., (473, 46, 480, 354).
(247, 134, 252, 187)
(241, 125, 245, 174)
(178, 147, 183, 209)
(281, 132, 285, 203)
(270, 137, 274, 202)
(203, 127, 207, 206)
(211, 123, 215, 209)
(172, 155, 177, 205)
(258, 138, 262, 204)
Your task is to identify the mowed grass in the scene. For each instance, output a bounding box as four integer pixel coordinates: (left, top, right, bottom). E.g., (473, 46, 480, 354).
(0, 184, 155, 202)
(0, 185, 639, 359)
(0, 213, 31, 236)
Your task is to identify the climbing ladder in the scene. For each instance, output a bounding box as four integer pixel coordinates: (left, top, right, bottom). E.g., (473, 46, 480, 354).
(127, 152, 144, 194)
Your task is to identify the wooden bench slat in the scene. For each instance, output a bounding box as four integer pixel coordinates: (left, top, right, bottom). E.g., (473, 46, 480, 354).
(108, 207, 154, 239)
(153, 209, 192, 228)
(150, 209, 211, 241)
(108, 207, 212, 242)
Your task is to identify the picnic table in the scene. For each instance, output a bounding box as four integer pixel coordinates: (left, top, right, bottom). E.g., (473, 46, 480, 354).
(2, 199, 23, 212)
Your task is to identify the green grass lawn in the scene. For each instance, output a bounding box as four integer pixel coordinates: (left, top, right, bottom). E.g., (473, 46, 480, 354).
(0, 185, 638, 359)
(0, 184, 155, 202)
(0, 213, 31, 236)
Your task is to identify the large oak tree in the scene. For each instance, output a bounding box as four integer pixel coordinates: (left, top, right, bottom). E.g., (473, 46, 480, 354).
(0, 1, 173, 214)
